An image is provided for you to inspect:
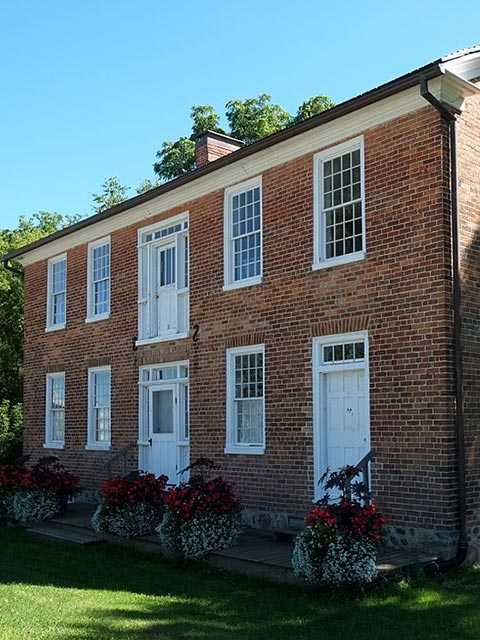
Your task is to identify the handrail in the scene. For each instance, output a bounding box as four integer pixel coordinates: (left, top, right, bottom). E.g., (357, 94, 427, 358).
(344, 449, 375, 505)
(103, 442, 137, 479)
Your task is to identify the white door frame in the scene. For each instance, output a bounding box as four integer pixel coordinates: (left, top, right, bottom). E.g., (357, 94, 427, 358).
(312, 331, 370, 501)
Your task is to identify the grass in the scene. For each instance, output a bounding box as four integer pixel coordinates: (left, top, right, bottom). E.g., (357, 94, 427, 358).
(1, 526, 480, 640)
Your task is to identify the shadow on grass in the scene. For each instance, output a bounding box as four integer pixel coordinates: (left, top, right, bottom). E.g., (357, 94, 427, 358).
(1, 527, 479, 640)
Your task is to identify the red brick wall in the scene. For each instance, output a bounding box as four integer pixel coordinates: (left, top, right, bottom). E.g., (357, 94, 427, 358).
(23, 105, 459, 531)
(457, 85, 480, 530)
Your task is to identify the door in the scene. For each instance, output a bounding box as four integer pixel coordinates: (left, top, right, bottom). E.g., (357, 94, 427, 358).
(155, 244, 177, 335)
(148, 384, 177, 482)
(324, 370, 368, 471)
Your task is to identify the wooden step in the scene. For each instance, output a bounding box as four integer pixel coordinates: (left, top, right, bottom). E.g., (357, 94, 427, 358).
(27, 523, 106, 546)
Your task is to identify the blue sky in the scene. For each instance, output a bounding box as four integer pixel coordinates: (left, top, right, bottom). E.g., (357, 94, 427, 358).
(1, 0, 479, 230)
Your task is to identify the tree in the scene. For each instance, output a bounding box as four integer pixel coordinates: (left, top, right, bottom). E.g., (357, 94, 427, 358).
(0, 211, 79, 460)
(91, 177, 130, 214)
(136, 177, 162, 195)
(153, 92, 335, 182)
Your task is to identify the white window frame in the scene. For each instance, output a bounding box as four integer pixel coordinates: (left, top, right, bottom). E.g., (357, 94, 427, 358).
(312, 331, 370, 501)
(225, 344, 265, 455)
(46, 253, 67, 331)
(313, 136, 366, 270)
(137, 213, 189, 346)
(86, 366, 111, 450)
(223, 176, 263, 291)
(44, 372, 65, 449)
(86, 237, 111, 322)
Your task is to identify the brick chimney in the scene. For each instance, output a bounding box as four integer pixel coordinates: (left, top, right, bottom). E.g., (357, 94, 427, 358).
(195, 130, 243, 168)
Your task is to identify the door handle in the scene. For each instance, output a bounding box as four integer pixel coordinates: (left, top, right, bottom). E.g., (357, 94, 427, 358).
(148, 437, 153, 446)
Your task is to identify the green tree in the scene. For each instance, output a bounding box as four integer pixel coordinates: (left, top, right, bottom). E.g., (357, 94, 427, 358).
(292, 95, 336, 125)
(91, 177, 130, 214)
(225, 93, 291, 144)
(153, 93, 335, 182)
(136, 177, 162, 195)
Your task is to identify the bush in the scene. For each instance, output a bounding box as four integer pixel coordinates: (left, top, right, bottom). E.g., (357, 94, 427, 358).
(92, 472, 168, 538)
(0, 401, 23, 464)
(292, 466, 386, 587)
(158, 473, 241, 559)
(12, 489, 62, 522)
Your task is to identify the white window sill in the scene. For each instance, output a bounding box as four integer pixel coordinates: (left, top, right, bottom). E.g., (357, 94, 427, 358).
(136, 333, 189, 347)
(224, 445, 265, 455)
(43, 442, 64, 450)
(85, 444, 111, 451)
(312, 251, 365, 271)
(45, 323, 66, 333)
(223, 276, 262, 292)
(85, 313, 110, 324)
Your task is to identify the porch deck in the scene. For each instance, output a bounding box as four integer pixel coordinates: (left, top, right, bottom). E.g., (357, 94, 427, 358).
(46, 503, 437, 584)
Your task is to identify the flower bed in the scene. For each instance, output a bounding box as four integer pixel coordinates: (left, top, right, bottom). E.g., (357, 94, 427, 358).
(157, 474, 241, 559)
(92, 472, 168, 538)
(292, 466, 386, 587)
(0, 457, 79, 522)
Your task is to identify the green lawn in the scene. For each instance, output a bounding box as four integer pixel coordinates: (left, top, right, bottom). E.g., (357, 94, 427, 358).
(0, 526, 479, 640)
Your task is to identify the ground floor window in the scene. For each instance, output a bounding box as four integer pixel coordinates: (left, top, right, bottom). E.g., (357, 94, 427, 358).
(86, 366, 111, 450)
(45, 372, 65, 448)
(225, 344, 265, 455)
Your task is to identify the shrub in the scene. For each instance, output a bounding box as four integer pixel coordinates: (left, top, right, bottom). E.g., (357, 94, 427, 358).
(158, 472, 241, 559)
(12, 489, 63, 522)
(292, 466, 386, 587)
(92, 472, 168, 538)
(0, 401, 23, 464)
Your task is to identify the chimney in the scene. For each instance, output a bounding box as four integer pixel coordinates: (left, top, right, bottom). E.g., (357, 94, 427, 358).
(195, 130, 243, 168)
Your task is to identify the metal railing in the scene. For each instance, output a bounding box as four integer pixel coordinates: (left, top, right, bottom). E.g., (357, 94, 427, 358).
(344, 449, 374, 505)
(104, 442, 137, 479)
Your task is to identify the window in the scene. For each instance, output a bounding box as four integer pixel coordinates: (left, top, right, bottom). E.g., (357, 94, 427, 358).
(138, 214, 189, 344)
(313, 137, 365, 269)
(226, 345, 265, 454)
(45, 373, 65, 448)
(224, 177, 262, 290)
(87, 238, 110, 321)
(46, 254, 67, 330)
(87, 366, 111, 449)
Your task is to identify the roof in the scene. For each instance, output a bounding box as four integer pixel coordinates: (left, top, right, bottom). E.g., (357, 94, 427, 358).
(4, 46, 480, 264)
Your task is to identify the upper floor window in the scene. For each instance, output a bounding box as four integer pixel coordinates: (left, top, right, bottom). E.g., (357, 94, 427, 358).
(225, 344, 265, 455)
(45, 372, 65, 448)
(46, 254, 67, 330)
(137, 214, 189, 344)
(313, 137, 365, 270)
(87, 366, 111, 450)
(224, 177, 262, 290)
(87, 238, 110, 322)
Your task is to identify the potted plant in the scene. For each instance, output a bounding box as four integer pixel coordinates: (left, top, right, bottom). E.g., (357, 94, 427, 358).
(157, 459, 242, 559)
(292, 466, 386, 586)
(92, 471, 168, 538)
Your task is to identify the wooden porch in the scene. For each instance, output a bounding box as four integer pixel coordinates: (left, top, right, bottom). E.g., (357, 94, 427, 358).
(25, 503, 439, 586)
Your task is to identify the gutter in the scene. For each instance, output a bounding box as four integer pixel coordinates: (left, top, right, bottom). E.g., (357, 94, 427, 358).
(2, 257, 24, 278)
(419, 76, 468, 572)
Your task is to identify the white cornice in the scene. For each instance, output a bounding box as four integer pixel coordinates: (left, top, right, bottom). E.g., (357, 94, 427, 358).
(17, 70, 479, 267)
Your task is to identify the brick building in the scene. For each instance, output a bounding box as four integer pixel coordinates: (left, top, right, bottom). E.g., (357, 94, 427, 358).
(4, 47, 480, 555)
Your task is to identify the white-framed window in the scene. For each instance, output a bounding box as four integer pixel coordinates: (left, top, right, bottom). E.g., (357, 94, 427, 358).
(224, 176, 262, 290)
(86, 237, 110, 322)
(45, 372, 65, 448)
(86, 366, 111, 450)
(46, 254, 67, 330)
(313, 137, 365, 270)
(225, 344, 265, 455)
(137, 213, 189, 345)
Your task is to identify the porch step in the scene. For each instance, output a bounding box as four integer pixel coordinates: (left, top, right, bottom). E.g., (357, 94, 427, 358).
(27, 523, 106, 546)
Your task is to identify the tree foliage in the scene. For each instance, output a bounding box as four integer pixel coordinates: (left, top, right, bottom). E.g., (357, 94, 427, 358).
(153, 92, 335, 182)
(91, 177, 131, 214)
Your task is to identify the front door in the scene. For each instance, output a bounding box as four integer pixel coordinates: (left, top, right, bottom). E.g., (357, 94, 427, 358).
(313, 333, 370, 500)
(148, 384, 177, 482)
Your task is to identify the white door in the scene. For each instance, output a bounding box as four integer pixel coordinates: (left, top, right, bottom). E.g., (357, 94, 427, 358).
(155, 244, 177, 335)
(148, 384, 177, 482)
(324, 370, 368, 471)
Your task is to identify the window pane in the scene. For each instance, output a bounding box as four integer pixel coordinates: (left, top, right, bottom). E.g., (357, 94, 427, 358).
(152, 389, 173, 434)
